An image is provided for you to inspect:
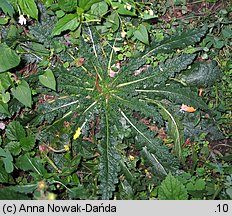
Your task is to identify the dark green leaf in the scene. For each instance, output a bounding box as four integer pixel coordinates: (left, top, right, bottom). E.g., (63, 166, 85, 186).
(10, 184, 37, 194)
(145, 27, 208, 56)
(6, 121, 26, 141)
(79, 0, 101, 11)
(158, 173, 188, 200)
(5, 141, 21, 156)
(91, 1, 108, 16)
(152, 101, 184, 160)
(105, 11, 119, 32)
(0, 188, 29, 200)
(112, 2, 136, 16)
(20, 135, 36, 151)
(0, 0, 14, 17)
(141, 146, 168, 177)
(134, 24, 149, 45)
(143, 85, 209, 111)
(58, 0, 77, 12)
(0, 163, 8, 183)
(39, 69, 56, 91)
(0, 102, 10, 115)
(98, 109, 120, 199)
(0, 43, 20, 73)
(52, 14, 80, 36)
(180, 61, 222, 87)
(11, 80, 32, 108)
(16, 154, 47, 177)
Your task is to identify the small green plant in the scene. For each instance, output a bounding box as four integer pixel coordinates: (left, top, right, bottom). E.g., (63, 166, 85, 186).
(21, 10, 215, 198)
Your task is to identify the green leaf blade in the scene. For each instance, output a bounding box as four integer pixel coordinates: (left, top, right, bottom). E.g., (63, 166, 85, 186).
(145, 27, 208, 56)
(20, 135, 36, 152)
(180, 61, 222, 87)
(0, 43, 20, 73)
(98, 107, 120, 199)
(79, 0, 102, 11)
(6, 121, 26, 141)
(91, 1, 108, 17)
(134, 24, 149, 45)
(158, 173, 188, 200)
(18, 0, 38, 20)
(0, 0, 14, 17)
(11, 80, 32, 108)
(58, 0, 77, 12)
(52, 14, 80, 36)
(39, 69, 56, 91)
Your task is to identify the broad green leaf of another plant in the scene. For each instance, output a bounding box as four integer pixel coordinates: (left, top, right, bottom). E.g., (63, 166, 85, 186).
(91, 1, 108, 17)
(0, 43, 20, 73)
(79, 0, 101, 11)
(52, 14, 80, 36)
(11, 80, 32, 108)
(6, 121, 26, 141)
(158, 173, 188, 200)
(16, 154, 47, 177)
(105, 11, 119, 32)
(134, 24, 149, 45)
(39, 69, 56, 91)
(0, 148, 13, 173)
(180, 61, 222, 87)
(18, 0, 38, 20)
(0, 17, 10, 25)
(0, 73, 13, 90)
(20, 135, 36, 152)
(0, 102, 10, 115)
(58, 0, 77, 12)
(111, 2, 136, 16)
(5, 141, 21, 156)
(0, 0, 14, 17)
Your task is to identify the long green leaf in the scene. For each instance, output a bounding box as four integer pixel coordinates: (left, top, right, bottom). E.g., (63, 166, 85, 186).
(141, 146, 168, 176)
(146, 99, 184, 160)
(18, 0, 38, 20)
(143, 27, 208, 57)
(98, 101, 120, 199)
(117, 54, 195, 88)
(119, 108, 167, 176)
(136, 85, 209, 111)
